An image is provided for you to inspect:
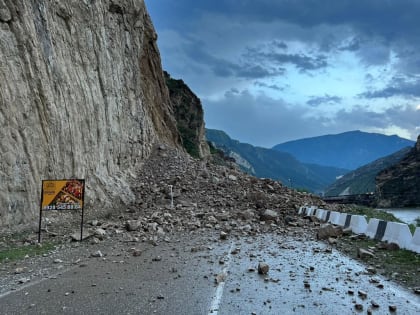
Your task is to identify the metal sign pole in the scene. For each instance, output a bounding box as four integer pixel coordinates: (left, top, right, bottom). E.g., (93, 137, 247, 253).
(38, 181, 44, 243)
(38, 205, 43, 243)
(80, 179, 86, 241)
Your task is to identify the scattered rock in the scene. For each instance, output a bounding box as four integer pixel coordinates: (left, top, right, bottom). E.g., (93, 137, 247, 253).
(215, 272, 226, 284)
(91, 250, 103, 258)
(355, 303, 363, 311)
(357, 248, 375, 259)
(358, 290, 367, 299)
(14, 268, 25, 274)
(258, 262, 269, 275)
(259, 209, 278, 222)
(377, 242, 400, 251)
(316, 225, 343, 240)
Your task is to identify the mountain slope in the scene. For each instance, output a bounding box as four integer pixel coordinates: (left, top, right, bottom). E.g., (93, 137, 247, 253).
(376, 135, 420, 207)
(324, 146, 412, 196)
(206, 129, 348, 192)
(272, 130, 414, 170)
(165, 71, 210, 158)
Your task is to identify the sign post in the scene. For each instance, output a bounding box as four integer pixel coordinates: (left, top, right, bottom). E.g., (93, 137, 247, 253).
(39, 179, 85, 243)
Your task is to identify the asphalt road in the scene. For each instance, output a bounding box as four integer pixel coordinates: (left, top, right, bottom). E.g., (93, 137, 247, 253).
(1, 231, 419, 315)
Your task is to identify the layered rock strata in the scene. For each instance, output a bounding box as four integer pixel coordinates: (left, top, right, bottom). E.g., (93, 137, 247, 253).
(0, 0, 180, 228)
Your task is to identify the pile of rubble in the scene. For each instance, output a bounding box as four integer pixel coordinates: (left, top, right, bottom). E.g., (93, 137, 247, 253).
(40, 144, 327, 244)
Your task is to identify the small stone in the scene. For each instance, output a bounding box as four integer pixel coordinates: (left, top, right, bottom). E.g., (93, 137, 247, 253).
(366, 266, 376, 274)
(228, 175, 237, 181)
(357, 248, 375, 259)
(389, 305, 397, 312)
(53, 259, 63, 264)
(258, 262, 269, 275)
(215, 273, 226, 284)
(358, 290, 367, 299)
(18, 278, 29, 284)
(132, 249, 142, 257)
(91, 250, 103, 258)
(231, 247, 240, 255)
(371, 300, 379, 308)
(152, 256, 162, 262)
(220, 231, 228, 240)
(327, 237, 337, 245)
(14, 268, 25, 274)
(260, 209, 278, 221)
(355, 303, 363, 311)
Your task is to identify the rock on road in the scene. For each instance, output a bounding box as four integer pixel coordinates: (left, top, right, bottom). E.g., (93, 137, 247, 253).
(1, 231, 419, 315)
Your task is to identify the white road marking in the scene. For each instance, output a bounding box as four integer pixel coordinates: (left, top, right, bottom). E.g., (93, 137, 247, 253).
(0, 264, 79, 299)
(208, 242, 235, 315)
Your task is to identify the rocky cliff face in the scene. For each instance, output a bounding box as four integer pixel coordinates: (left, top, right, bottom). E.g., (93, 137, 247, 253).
(0, 0, 180, 228)
(376, 135, 420, 207)
(164, 72, 209, 159)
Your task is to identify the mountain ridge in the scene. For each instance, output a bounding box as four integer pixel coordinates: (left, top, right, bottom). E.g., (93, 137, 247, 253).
(206, 129, 348, 193)
(272, 130, 415, 170)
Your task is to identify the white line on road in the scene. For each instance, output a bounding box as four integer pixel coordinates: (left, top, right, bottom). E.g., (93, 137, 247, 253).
(208, 242, 235, 315)
(0, 264, 79, 299)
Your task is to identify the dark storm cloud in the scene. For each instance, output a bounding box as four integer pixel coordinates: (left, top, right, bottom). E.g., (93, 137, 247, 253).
(360, 76, 420, 99)
(264, 52, 328, 71)
(307, 94, 342, 107)
(243, 46, 328, 72)
(203, 89, 331, 146)
(184, 40, 284, 79)
(204, 90, 420, 146)
(148, 0, 420, 40)
(334, 105, 420, 138)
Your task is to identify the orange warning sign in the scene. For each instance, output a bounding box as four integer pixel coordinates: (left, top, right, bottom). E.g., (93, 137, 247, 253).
(41, 179, 84, 211)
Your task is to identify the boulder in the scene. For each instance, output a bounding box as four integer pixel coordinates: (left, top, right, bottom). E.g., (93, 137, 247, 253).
(260, 209, 278, 221)
(316, 224, 343, 240)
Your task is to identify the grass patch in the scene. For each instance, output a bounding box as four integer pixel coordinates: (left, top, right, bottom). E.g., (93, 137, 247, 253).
(0, 232, 57, 263)
(337, 235, 420, 289)
(345, 206, 404, 223)
(0, 242, 55, 263)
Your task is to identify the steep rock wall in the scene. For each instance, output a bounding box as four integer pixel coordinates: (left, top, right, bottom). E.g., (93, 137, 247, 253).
(0, 0, 180, 228)
(165, 72, 210, 159)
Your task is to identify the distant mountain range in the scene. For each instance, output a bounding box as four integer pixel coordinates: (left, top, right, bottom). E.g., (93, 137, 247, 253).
(272, 130, 415, 170)
(206, 129, 348, 193)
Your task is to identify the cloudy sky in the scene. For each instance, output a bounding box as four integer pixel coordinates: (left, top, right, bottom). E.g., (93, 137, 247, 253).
(145, 0, 420, 147)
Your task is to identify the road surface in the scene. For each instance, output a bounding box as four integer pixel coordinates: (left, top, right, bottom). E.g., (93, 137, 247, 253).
(1, 231, 419, 314)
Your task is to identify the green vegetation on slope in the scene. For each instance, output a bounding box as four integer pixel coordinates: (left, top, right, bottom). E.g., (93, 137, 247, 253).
(206, 129, 348, 192)
(324, 147, 412, 196)
(165, 71, 204, 158)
